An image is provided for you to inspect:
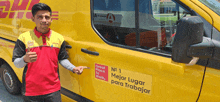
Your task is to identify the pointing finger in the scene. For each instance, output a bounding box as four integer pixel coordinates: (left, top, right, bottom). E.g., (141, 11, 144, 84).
(81, 66, 90, 69)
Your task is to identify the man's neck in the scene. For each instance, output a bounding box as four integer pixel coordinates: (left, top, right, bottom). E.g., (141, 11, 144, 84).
(36, 28, 49, 34)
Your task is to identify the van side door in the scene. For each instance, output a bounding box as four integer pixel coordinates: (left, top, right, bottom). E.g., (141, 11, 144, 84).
(75, 0, 207, 101)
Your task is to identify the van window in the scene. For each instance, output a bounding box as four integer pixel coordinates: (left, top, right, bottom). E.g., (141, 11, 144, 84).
(93, 0, 136, 45)
(137, 0, 190, 52)
(92, 0, 192, 53)
(212, 27, 220, 41)
(199, 0, 220, 16)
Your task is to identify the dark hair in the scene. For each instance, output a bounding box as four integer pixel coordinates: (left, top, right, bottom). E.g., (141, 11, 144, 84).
(32, 3, 52, 17)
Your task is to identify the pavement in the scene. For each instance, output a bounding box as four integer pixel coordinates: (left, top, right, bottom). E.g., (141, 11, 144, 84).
(0, 77, 23, 102)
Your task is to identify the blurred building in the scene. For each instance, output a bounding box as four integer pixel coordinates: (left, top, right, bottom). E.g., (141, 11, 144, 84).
(152, 0, 178, 14)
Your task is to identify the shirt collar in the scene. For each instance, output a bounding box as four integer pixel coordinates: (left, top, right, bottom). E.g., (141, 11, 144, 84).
(34, 27, 51, 38)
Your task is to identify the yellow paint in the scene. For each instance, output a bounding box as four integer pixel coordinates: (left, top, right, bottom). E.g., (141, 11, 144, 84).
(0, 0, 220, 102)
(196, 67, 220, 102)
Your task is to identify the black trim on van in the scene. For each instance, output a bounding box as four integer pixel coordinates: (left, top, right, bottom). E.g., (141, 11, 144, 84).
(61, 87, 94, 102)
(0, 37, 16, 43)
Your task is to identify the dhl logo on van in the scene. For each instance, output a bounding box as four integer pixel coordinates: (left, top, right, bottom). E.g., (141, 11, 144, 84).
(0, 0, 59, 20)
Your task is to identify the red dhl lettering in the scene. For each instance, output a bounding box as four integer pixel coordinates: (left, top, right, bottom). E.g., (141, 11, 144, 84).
(8, 45, 15, 49)
(0, 42, 6, 47)
(0, 0, 58, 20)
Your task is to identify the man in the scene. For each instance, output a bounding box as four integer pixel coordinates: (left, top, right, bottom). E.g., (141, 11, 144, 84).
(12, 3, 88, 102)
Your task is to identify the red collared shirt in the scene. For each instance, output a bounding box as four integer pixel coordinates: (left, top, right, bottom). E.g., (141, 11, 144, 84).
(34, 28, 52, 45)
(12, 28, 69, 96)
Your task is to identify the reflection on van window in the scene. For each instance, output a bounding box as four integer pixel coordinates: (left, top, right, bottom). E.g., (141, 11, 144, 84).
(199, 0, 220, 16)
(93, 0, 192, 53)
(93, 0, 136, 44)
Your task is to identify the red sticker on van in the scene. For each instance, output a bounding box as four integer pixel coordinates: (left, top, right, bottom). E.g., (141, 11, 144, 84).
(95, 63, 108, 81)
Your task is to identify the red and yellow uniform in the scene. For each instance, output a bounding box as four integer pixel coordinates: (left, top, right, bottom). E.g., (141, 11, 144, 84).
(12, 28, 68, 96)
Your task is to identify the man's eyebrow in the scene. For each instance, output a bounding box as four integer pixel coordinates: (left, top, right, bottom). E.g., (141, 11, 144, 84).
(36, 15, 43, 17)
(37, 15, 50, 17)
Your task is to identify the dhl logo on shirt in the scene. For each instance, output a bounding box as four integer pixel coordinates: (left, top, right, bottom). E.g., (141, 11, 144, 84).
(0, 0, 59, 20)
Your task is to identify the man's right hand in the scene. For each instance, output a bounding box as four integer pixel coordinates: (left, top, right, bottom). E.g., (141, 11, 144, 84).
(23, 47, 38, 63)
(73, 66, 89, 75)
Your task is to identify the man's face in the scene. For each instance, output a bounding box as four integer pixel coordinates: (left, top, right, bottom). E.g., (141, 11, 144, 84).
(32, 10, 52, 32)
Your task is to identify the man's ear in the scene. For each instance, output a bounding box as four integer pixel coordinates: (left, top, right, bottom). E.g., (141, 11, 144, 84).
(31, 16, 34, 22)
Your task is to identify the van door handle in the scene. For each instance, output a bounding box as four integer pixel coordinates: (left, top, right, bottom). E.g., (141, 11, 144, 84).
(66, 45, 72, 49)
(81, 48, 99, 56)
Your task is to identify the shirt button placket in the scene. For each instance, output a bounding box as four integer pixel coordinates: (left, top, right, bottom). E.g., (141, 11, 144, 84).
(42, 35, 46, 45)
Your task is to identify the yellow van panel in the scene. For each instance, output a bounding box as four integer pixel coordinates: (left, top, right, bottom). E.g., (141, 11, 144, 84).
(0, 39, 23, 82)
(76, 41, 205, 102)
(198, 67, 220, 102)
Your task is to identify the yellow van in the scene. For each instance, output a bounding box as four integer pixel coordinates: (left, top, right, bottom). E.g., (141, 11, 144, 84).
(0, 0, 220, 101)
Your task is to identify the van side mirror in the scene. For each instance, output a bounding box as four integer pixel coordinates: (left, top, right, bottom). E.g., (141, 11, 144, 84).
(172, 16, 220, 65)
(172, 16, 204, 64)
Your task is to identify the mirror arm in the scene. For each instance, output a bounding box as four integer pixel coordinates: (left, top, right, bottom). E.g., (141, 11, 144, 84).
(186, 37, 214, 66)
(186, 57, 199, 66)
